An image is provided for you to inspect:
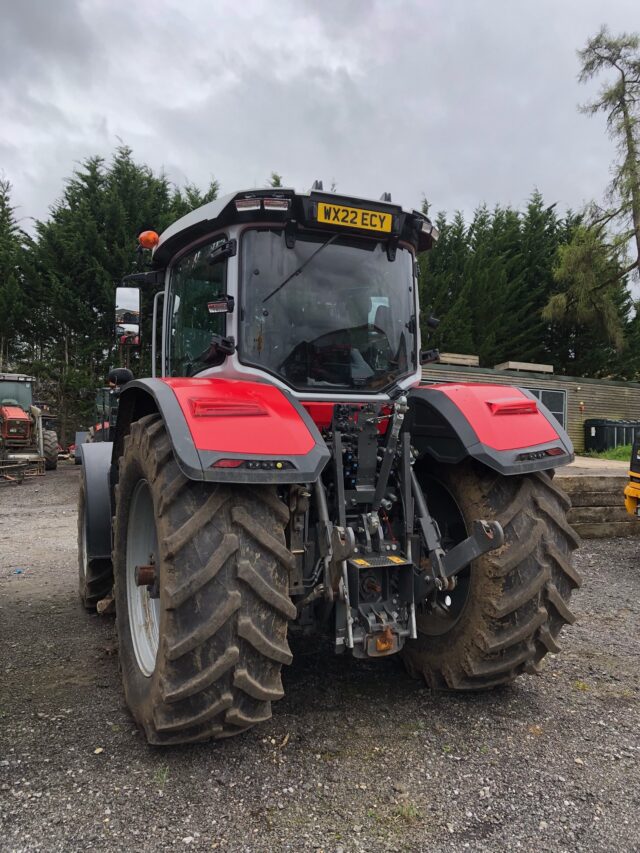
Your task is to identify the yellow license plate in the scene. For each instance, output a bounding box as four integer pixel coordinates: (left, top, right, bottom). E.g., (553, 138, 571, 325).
(316, 202, 392, 233)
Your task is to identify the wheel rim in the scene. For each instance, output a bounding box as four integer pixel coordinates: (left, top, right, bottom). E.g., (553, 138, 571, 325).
(415, 475, 472, 637)
(126, 479, 160, 677)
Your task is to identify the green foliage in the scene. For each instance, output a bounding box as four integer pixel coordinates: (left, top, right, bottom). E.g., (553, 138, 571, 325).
(544, 225, 625, 348)
(538, 26, 640, 379)
(582, 443, 632, 461)
(577, 26, 640, 280)
(5, 146, 218, 441)
(420, 192, 631, 378)
(0, 178, 27, 369)
(269, 172, 283, 188)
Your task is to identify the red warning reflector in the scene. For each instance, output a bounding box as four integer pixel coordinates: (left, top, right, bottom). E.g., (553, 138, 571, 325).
(211, 458, 244, 468)
(487, 399, 538, 416)
(190, 399, 268, 417)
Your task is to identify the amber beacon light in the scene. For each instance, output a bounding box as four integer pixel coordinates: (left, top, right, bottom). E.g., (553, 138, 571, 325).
(138, 230, 160, 249)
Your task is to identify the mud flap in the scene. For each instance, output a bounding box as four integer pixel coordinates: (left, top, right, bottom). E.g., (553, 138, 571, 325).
(81, 442, 113, 560)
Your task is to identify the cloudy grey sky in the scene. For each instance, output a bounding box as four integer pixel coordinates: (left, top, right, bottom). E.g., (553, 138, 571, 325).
(1, 0, 637, 228)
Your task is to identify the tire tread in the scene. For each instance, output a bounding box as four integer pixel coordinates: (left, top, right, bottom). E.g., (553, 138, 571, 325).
(403, 461, 580, 691)
(112, 417, 294, 744)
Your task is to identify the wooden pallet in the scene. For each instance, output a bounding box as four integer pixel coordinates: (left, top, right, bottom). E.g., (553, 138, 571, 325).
(0, 461, 28, 484)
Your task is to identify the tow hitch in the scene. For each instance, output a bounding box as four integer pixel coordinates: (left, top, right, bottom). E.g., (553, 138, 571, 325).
(411, 469, 505, 599)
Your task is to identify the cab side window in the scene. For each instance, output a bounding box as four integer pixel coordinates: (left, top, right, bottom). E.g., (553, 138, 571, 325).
(168, 238, 228, 377)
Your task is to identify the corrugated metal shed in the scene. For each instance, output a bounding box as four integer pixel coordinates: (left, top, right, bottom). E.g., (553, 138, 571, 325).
(421, 363, 640, 452)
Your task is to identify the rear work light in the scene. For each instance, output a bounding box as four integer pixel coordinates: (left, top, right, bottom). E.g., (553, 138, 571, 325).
(235, 198, 262, 212)
(189, 398, 268, 417)
(263, 197, 290, 211)
(235, 197, 290, 213)
(487, 399, 538, 416)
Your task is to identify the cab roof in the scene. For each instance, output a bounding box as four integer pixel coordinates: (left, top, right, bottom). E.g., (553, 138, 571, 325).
(0, 373, 35, 383)
(152, 188, 437, 266)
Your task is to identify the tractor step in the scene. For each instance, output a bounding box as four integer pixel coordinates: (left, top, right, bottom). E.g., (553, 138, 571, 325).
(348, 554, 411, 570)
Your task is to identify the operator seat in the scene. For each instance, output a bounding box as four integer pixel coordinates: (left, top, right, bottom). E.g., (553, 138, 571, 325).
(372, 304, 393, 337)
(365, 304, 396, 369)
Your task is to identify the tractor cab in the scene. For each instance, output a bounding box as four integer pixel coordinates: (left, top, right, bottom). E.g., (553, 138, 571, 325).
(0, 373, 35, 416)
(127, 188, 436, 397)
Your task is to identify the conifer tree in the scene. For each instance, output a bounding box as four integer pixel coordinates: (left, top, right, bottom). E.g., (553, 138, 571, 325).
(25, 146, 218, 439)
(0, 179, 26, 369)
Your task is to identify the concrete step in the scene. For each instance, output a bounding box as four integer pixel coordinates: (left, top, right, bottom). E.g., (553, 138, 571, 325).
(555, 474, 627, 493)
(572, 521, 640, 538)
(569, 491, 625, 507)
(568, 505, 633, 524)
(553, 465, 638, 538)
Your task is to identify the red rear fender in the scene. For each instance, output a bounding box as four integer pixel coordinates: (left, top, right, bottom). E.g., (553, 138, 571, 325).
(406, 383, 574, 475)
(114, 377, 329, 484)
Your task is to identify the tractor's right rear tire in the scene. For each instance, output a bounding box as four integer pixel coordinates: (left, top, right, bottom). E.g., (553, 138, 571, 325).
(113, 414, 296, 744)
(402, 461, 581, 690)
(44, 429, 58, 471)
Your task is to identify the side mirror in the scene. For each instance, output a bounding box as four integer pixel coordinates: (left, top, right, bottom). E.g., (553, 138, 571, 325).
(208, 238, 237, 265)
(420, 348, 440, 365)
(115, 286, 141, 346)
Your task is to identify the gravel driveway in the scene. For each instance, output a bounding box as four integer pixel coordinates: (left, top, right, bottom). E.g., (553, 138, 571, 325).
(1, 464, 639, 853)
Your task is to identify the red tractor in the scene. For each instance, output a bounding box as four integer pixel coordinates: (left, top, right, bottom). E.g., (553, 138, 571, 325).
(0, 373, 58, 475)
(79, 187, 580, 744)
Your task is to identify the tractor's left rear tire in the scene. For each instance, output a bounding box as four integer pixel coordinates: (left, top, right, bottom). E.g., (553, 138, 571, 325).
(78, 477, 113, 609)
(44, 429, 58, 470)
(113, 414, 295, 744)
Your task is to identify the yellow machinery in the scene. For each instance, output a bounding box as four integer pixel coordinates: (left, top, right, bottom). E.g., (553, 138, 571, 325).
(624, 438, 640, 516)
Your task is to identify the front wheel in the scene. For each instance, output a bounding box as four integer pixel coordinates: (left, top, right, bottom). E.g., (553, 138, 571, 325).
(113, 414, 296, 744)
(402, 461, 581, 689)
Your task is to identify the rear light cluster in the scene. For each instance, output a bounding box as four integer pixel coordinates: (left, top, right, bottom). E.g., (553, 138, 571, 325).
(234, 197, 290, 213)
(517, 447, 566, 461)
(212, 459, 294, 471)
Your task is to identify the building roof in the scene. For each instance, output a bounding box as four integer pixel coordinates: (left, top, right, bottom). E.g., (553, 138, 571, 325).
(424, 362, 640, 390)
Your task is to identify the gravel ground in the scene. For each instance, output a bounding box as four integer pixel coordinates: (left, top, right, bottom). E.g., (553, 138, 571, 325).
(1, 464, 639, 853)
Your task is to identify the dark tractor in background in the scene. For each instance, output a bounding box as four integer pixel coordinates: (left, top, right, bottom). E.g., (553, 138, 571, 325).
(75, 369, 134, 464)
(79, 186, 580, 744)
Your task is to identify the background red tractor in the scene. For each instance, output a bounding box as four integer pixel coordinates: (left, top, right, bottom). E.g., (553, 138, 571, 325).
(79, 186, 580, 744)
(0, 373, 58, 476)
